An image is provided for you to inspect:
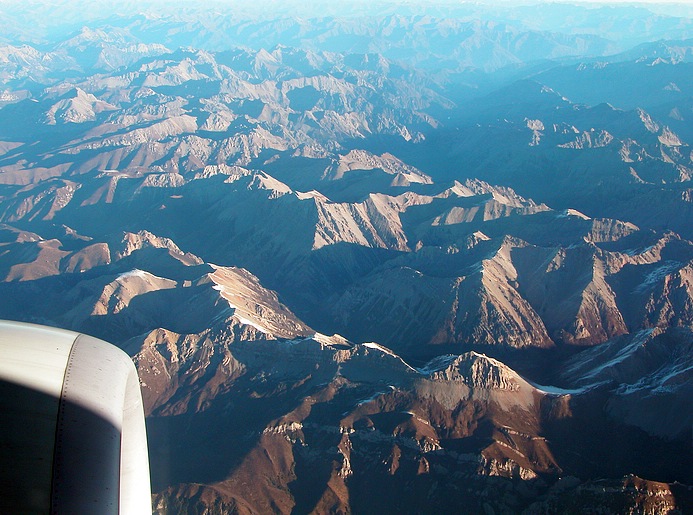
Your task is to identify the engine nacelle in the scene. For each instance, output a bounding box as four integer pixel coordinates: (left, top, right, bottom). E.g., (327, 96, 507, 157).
(0, 321, 151, 514)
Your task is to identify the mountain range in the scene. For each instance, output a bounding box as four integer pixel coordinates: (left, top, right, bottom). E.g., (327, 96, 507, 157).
(0, 1, 692, 513)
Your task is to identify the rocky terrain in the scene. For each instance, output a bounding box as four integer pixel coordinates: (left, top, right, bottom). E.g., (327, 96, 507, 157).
(0, 1, 692, 513)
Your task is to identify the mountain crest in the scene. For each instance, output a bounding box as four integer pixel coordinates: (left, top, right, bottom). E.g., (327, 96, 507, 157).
(429, 351, 525, 391)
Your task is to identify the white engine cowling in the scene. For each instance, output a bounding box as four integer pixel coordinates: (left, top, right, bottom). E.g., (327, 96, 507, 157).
(0, 320, 151, 514)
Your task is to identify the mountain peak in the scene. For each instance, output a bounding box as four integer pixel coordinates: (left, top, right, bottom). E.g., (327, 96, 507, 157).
(429, 351, 526, 391)
(207, 265, 313, 339)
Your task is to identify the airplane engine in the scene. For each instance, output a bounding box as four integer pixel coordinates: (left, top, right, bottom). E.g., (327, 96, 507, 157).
(0, 321, 151, 514)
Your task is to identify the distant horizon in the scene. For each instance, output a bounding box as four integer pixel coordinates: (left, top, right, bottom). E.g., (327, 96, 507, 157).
(3, 0, 692, 18)
(3, 0, 693, 6)
(1, 0, 691, 51)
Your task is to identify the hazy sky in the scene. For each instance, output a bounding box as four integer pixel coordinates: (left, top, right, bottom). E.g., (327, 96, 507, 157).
(3, 0, 691, 4)
(2, 0, 691, 28)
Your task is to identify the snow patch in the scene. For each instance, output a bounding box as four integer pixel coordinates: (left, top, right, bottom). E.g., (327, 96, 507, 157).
(416, 354, 458, 375)
(556, 209, 590, 220)
(296, 190, 329, 202)
(356, 390, 391, 406)
(363, 341, 397, 357)
(212, 283, 269, 334)
(570, 329, 655, 381)
(117, 269, 149, 280)
(633, 261, 681, 293)
(526, 381, 592, 396)
(616, 362, 693, 395)
(235, 315, 269, 334)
